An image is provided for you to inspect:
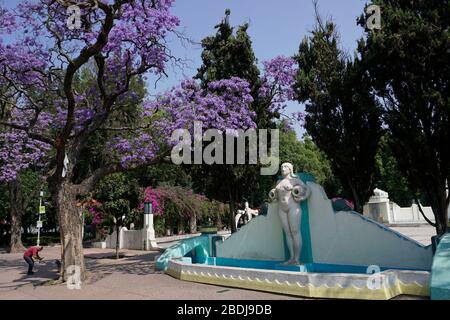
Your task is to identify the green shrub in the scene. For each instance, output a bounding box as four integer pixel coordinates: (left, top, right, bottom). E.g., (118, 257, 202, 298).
(154, 216, 166, 237)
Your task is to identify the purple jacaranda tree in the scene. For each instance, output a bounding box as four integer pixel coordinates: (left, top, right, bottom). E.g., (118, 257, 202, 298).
(259, 56, 298, 115)
(111, 77, 256, 167)
(0, 109, 52, 252)
(0, 1, 257, 281)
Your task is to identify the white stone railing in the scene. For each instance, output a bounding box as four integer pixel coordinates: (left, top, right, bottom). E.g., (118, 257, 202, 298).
(363, 188, 438, 225)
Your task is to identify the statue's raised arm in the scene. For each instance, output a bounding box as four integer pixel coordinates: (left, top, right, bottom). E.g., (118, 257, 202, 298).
(292, 178, 311, 203)
(268, 188, 278, 202)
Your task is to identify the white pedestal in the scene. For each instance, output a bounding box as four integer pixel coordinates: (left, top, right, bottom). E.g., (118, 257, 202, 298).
(92, 241, 107, 249)
(143, 214, 159, 250)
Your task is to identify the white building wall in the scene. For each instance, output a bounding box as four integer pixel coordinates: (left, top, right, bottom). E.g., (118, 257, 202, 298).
(363, 189, 437, 225)
(106, 227, 144, 250)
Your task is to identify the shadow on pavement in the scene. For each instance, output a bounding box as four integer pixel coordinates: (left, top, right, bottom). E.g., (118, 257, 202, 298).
(1, 250, 160, 289)
(0, 259, 60, 291)
(85, 252, 161, 280)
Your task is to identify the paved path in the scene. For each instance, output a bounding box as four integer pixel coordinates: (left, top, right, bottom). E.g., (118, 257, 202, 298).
(0, 225, 435, 300)
(390, 225, 435, 245)
(0, 246, 300, 300)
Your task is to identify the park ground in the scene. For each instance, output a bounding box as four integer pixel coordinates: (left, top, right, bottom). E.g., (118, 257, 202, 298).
(0, 225, 434, 300)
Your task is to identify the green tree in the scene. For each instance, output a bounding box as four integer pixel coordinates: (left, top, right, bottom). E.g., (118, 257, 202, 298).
(358, 0, 450, 234)
(131, 163, 192, 191)
(294, 17, 383, 213)
(93, 173, 141, 259)
(375, 135, 414, 207)
(6, 170, 49, 252)
(0, 183, 8, 247)
(279, 122, 341, 197)
(0, 184, 7, 221)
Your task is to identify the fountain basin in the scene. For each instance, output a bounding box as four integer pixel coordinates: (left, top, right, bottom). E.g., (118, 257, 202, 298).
(166, 258, 430, 299)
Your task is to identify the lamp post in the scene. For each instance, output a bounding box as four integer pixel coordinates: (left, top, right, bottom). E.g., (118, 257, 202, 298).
(37, 191, 44, 246)
(144, 201, 152, 216)
(143, 201, 158, 251)
(446, 180, 449, 223)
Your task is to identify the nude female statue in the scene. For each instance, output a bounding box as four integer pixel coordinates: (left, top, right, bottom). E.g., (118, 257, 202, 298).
(269, 163, 311, 265)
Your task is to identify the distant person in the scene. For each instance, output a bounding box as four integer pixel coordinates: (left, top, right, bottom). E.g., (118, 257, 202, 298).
(23, 246, 43, 275)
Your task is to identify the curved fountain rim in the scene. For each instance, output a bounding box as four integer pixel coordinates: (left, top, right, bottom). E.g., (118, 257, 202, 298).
(166, 259, 430, 300)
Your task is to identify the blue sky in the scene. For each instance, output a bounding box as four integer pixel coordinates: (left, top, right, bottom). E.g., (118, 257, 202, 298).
(2, 0, 370, 137)
(155, 0, 367, 138)
(155, 0, 369, 89)
(153, 0, 369, 137)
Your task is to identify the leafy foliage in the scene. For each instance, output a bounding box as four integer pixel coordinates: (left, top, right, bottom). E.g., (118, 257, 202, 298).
(295, 20, 383, 212)
(358, 0, 450, 234)
(279, 123, 341, 197)
(142, 185, 228, 235)
(93, 173, 142, 233)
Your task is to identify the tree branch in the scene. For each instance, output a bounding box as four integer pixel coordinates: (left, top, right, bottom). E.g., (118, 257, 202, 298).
(60, 3, 115, 142)
(78, 148, 172, 194)
(414, 195, 437, 227)
(0, 121, 55, 147)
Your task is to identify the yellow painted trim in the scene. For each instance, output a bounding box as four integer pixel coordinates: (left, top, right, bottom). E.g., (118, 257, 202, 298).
(166, 268, 429, 300)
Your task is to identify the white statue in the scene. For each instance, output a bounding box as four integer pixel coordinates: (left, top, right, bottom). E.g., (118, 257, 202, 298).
(269, 163, 311, 265)
(235, 202, 260, 229)
(244, 202, 259, 222)
(235, 209, 246, 229)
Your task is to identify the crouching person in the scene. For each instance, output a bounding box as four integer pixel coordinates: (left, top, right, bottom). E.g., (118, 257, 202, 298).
(23, 246, 43, 275)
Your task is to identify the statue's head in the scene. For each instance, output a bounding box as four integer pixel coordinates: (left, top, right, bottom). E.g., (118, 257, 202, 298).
(281, 162, 296, 178)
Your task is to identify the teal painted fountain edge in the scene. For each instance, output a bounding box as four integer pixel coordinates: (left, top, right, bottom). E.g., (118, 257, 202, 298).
(431, 233, 450, 300)
(155, 234, 211, 271)
(187, 256, 429, 273)
(299, 173, 315, 263)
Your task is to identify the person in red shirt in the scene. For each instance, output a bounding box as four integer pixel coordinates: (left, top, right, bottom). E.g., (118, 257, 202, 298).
(23, 246, 43, 275)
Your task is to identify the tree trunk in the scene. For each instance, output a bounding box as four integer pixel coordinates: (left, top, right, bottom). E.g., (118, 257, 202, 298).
(115, 224, 120, 259)
(228, 188, 237, 233)
(430, 189, 449, 236)
(217, 212, 222, 230)
(189, 215, 197, 234)
(348, 181, 363, 213)
(54, 182, 85, 281)
(8, 179, 26, 253)
(177, 220, 184, 235)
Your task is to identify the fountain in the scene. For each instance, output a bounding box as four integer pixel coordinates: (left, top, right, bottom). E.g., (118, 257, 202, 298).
(156, 164, 434, 299)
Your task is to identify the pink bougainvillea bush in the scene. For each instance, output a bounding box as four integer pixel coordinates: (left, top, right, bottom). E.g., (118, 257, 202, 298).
(141, 185, 228, 233)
